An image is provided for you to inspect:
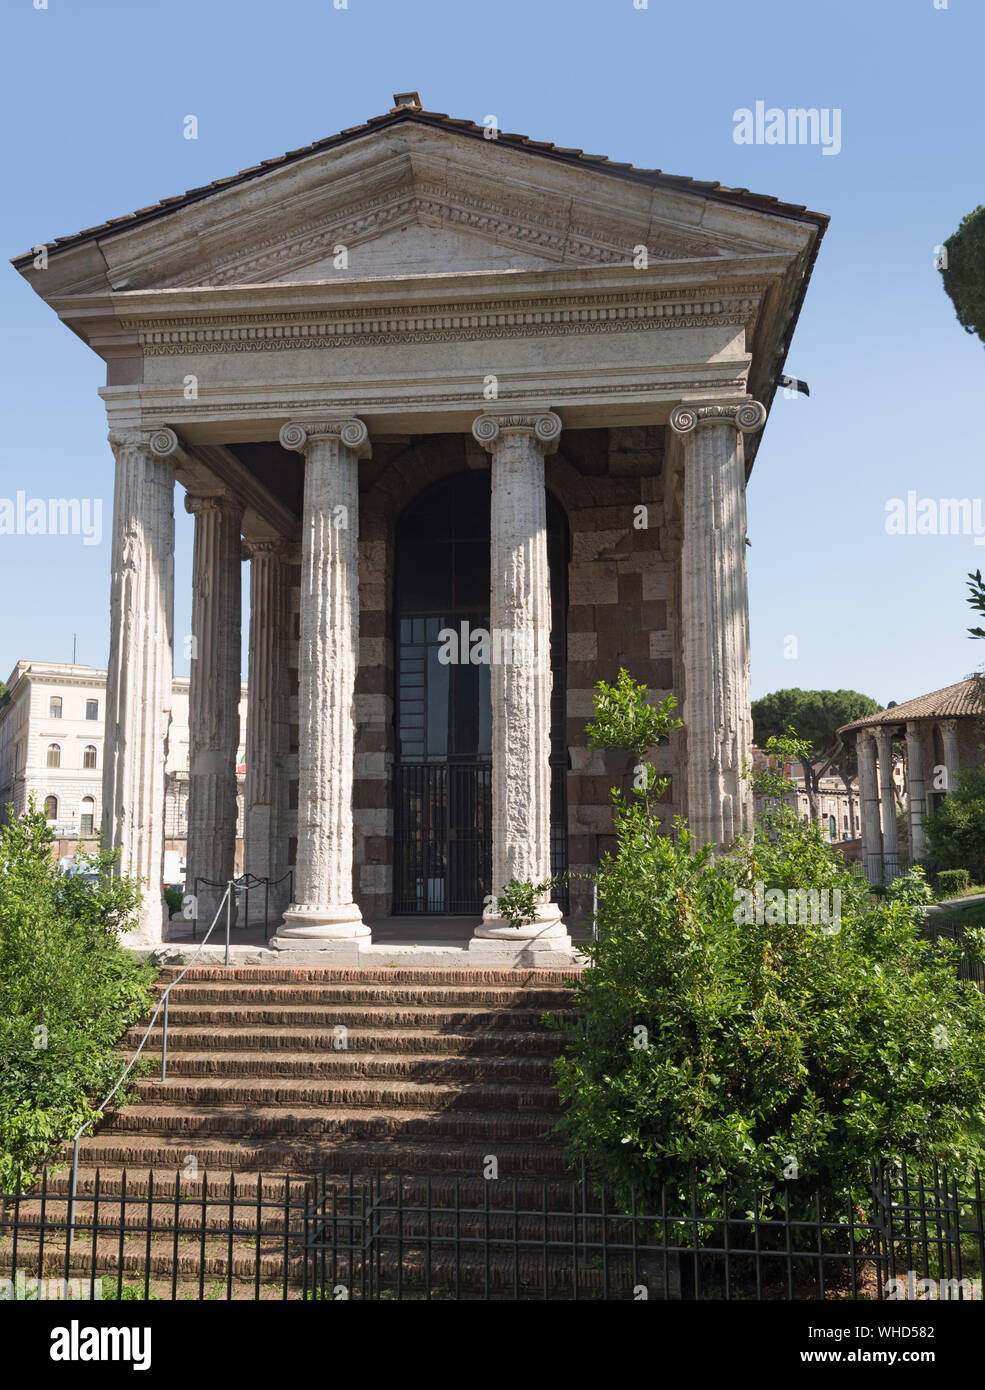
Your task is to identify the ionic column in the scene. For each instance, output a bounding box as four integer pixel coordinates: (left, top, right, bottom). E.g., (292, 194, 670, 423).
(905, 721, 929, 863)
(183, 490, 244, 928)
(874, 727, 900, 882)
(669, 399, 766, 848)
(939, 719, 961, 795)
(857, 729, 884, 885)
(471, 410, 566, 941)
(244, 537, 290, 914)
(276, 419, 370, 941)
(103, 428, 176, 947)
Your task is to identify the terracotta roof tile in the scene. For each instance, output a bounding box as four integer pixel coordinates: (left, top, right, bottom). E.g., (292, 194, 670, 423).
(12, 103, 829, 266)
(839, 678, 983, 734)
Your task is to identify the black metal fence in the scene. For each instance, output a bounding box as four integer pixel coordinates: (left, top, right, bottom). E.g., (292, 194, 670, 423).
(2, 1163, 982, 1301)
(923, 915, 985, 990)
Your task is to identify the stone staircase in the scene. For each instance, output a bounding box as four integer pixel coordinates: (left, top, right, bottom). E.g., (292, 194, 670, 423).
(4, 966, 593, 1297)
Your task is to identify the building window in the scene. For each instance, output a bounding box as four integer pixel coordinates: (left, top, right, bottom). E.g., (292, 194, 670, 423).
(82, 745, 97, 769)
(85, 699, 98, 720)
(46, 743, 61, 768)
(80, 797, 95, 836)
(49, 696, 62, 719)
(843, 814, 848, 830)
(44, 794, 58, 820)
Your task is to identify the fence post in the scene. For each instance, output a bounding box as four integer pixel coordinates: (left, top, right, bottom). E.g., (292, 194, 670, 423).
(67, 1138, 80, 1246)
(225, 882, 233, 967)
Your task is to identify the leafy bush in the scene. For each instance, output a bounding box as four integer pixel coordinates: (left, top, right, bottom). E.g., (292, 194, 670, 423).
(163, 885, 183, 918)
(0, 802, 155, 1190)
(937, 868, 972, 899)
(552, 674, 985, 1211)
(494, 877, 554, 929)
(923, 767, 985, 884)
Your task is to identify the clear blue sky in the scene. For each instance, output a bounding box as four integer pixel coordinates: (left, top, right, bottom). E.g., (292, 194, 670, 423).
(1, 0, 982, 706)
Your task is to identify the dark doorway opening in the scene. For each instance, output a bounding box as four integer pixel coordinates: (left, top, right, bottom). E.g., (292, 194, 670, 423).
(392, 469, 568, 914)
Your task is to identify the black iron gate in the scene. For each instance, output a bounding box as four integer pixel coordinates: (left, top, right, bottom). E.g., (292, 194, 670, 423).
(392, 762, 492, 914)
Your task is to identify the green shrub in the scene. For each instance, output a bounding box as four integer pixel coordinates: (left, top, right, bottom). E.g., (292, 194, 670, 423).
(0, 801, 155, 1190)
(552, 675, 985, 1211)
(937, 868, 972, 899)
(163, 885, 183, 918)
(923, 768, 985, 884)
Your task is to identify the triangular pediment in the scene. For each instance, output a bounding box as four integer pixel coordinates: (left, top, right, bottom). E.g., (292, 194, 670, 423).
(22, 119, 811, 297)
(175, 145, 779, 290)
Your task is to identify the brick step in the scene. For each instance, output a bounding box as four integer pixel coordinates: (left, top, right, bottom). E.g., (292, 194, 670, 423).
(154, 983, 575, 1008)
(150, 1004, 572, 1028)
(139, 1050, 559, 1082)
(23, 1170, 313, 1202)
(98, 1105, 561, 1143)
(0, 1237, 640, 1297)
(30, 1169, 583, 1207)
(71, 1136, 571, 1177)
(133, 1079, 562, 1111)
(6, 1198, 610, 1247)
(0, 1234, 301, 1286)
(156, 967, 583, 987)
(2, 1200, 302, 1238)
(122, 1027, 565, 1056)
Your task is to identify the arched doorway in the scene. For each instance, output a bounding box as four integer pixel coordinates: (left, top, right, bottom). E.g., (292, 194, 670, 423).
(392, 469, 568, 914)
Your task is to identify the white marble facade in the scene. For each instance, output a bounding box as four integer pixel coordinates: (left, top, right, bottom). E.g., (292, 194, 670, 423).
(14, 95, 825, 954)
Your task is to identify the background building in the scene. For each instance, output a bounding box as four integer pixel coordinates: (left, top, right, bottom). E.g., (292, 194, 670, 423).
(839, 677, 984, 885)
(0, 660, 247, 875)
(751, 745, 863, 847)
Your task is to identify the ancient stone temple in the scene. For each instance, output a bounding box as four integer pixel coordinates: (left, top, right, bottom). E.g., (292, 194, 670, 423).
(13, 93, 826, 960)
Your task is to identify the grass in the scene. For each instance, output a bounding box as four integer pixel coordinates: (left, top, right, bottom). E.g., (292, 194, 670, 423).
(928, 884, 983, 906)
(938, 896, 985, 928)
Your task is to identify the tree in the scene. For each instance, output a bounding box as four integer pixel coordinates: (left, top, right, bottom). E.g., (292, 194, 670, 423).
(939, 206, 985, 346)
(0, 800, 154, 1189)
(968, 569, 985, 641)
(554, 675, 985, 1209)
(751, 689, 882, 824)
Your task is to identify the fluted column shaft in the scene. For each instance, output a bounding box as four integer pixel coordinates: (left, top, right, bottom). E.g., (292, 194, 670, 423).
(244, 538, 290, 911)
(472, 410, 564, 938)
(905, 721, 928, 863)
(939, 719, 960, 795)
(857, 730, 884, 885)
(278, 419, 370, 939)
(874, 727, 900, 882)
(184, 491, 243, 926)
(103, 428, 176, 947)
(670, 399, 766, 848)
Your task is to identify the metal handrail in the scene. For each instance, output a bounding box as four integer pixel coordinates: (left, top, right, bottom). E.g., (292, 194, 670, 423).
(66, 879, 236, 1242)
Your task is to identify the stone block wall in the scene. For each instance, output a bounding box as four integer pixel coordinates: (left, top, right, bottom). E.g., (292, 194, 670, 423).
(548, 427, 682, 925)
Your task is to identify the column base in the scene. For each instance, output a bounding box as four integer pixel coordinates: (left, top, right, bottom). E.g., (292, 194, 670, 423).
(468, 935, 577, 968)
(126, 900, 169, 952)
(274, 901, 370, 944)
(474, 900, 567, 941)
